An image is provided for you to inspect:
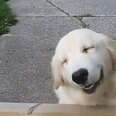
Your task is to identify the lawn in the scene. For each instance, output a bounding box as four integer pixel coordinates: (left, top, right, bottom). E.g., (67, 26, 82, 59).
(0, 0, 17, 35)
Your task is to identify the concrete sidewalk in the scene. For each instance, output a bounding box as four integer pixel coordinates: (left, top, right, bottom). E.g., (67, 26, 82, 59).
(0, 0, 116, 103)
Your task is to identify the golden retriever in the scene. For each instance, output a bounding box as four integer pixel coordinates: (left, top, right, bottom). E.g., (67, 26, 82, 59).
(51, 29, 116, 105)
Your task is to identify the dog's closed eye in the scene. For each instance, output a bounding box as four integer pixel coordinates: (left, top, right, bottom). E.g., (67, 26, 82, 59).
(62, 58, 68, 65)
(82, 46, 95, 53)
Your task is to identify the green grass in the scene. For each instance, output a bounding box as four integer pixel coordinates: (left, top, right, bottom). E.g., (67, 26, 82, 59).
(0, 0, 17, 35)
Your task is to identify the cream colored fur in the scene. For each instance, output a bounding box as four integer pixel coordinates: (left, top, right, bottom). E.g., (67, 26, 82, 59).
(51, 29, 116, 105)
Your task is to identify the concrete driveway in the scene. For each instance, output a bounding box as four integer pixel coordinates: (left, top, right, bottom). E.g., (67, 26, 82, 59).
(0, 0, 116, 103)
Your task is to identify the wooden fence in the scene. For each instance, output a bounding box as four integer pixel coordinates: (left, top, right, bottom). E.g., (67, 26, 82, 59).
(0, 103, 116, 116)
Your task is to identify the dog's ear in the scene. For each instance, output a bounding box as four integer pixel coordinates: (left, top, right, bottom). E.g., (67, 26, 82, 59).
(51, 55, 64, 89)
(103, 34, 116, 70)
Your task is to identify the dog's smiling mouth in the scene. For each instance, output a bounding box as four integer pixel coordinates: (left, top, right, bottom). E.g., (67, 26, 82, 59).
(83, 68, 104, 94)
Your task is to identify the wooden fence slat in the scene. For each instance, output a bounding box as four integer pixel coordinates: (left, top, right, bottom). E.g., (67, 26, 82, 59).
(33, 104, 116, 116)
(0, 103, 116, 116)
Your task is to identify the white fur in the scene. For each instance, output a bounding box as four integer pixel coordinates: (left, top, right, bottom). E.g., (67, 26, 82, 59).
(51, 29, 116, 105)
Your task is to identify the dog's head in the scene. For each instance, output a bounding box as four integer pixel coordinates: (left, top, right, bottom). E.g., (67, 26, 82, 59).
(51, 29, 116, 94)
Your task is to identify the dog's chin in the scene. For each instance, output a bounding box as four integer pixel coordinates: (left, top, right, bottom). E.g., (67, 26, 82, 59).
(83, 68, 104, 94)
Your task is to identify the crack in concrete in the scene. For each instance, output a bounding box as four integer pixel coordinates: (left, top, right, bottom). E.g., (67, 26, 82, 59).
(46, 0, 89, 28)
(15, 15, 116, 17)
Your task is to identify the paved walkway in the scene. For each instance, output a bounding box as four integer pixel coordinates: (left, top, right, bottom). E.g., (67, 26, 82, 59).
(0, 0, 116, 103)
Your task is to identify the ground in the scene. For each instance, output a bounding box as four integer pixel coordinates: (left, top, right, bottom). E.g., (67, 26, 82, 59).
(0, 0, 116, 103)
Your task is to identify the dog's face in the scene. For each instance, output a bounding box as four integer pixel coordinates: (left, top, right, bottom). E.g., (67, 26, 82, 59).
(51, 29, 116, 94)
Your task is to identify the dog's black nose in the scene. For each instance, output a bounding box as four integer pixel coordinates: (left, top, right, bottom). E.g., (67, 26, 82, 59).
(72, 68, 88, 85)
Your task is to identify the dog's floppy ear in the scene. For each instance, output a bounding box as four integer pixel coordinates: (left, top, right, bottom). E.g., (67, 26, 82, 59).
(51, 55, 64, 89)
(103, 34, 116, 70)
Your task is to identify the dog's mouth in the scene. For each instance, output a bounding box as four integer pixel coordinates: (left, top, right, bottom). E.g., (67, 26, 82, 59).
(83, 68, 104, 94)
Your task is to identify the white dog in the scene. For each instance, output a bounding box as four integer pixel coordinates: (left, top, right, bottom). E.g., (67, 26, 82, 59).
(51, 29, 116, 105)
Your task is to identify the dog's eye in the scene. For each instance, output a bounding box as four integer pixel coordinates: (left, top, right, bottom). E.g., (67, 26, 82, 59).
(62, 59, 68, 65)
(82, 46, 94, 53)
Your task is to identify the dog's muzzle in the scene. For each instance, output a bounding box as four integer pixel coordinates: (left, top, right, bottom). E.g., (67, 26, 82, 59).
(83, 68, 104, 94)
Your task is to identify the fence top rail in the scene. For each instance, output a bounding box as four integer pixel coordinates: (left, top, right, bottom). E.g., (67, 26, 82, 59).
(0, 103, 116, 116)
